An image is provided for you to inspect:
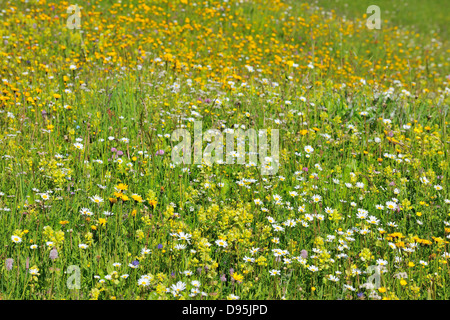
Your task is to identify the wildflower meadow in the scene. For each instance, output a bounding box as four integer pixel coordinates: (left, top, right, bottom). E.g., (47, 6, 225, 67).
(0, 0, 449, 301)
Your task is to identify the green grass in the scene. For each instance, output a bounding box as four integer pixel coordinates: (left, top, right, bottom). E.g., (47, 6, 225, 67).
(0, 0, 449, 300)
(315, 0, 449, 38)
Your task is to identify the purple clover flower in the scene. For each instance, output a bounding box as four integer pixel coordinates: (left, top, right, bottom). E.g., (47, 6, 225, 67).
(300, 250, 308, 259)
(5, 258, 13, 271)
